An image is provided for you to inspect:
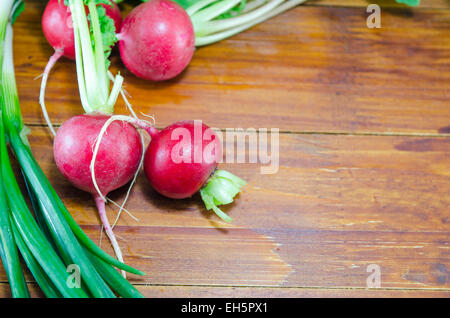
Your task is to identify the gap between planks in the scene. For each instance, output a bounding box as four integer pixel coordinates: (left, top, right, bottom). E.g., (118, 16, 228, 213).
(1, 281, 449, 292)
(24, 123, 450, 138)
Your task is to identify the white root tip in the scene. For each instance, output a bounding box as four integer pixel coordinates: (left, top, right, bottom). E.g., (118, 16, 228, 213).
(95, 195, 126, 278)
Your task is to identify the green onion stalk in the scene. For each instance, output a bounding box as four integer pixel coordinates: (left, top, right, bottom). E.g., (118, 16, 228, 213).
(0, 0, 145, 298)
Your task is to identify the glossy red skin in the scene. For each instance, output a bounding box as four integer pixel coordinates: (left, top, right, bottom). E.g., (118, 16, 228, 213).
(42, 0, 122, 60)
(53, 114, 142, 195)
(119, 0, 195, 81)
(144, 121, 221, 199)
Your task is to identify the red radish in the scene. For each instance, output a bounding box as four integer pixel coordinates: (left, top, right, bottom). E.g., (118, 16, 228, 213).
(144, 120, 245, 222)
(42, 0, 122, 60)
(53, 114, 142, 196)
(53, 113, 144, 262)
(118, 0, 195, 81)
(40, 0, 122, 136)
(117, 0, 309, 81)
(45, 0, 146, 267)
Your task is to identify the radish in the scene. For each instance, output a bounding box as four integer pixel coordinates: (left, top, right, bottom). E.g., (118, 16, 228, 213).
(49, 0, 155, 266)
(144, 120, 245, 223)
(40, 0, 122, 135)
(42, 0, 122, 61)
(118, 0, 308, 81)
(53, 114, 147, 265)
(118, 0, 195, 81)
(54, 114, 143, 197)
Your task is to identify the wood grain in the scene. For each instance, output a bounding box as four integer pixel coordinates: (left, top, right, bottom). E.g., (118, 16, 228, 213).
(1, 283, 449, 298)
(0, 128, 448, 291)
(15, 1, 450, 134)
(2, 0, 449, 298)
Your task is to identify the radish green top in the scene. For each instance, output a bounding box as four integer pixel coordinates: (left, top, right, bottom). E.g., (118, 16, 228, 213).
(67, 0, 121, 114)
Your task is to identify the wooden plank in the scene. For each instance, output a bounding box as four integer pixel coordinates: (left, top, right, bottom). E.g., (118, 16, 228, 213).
(15, 1, 450, 134)
(0, 283, 448, 298)
(0, 128, 448, 289)
(137, 285, 450, 297)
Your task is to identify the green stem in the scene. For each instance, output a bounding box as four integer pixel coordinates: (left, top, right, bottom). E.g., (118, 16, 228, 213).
(10, 219, 62, 298)
(9, 131, 116, 298)
(70, 0, 101, 109)
(191, 0, 242, 24)
(195, 0, 307, 46)
(186, 0, 219, 16)
(87, 0, 109, 106)
(86, 250, 145, 298)
(1, 126, 85, 298)
(69, 0, 116, 114)
(106, 72, 123, 110)
(0, 135, 29, 298)
(1, 21, 87, 298)
(195, 0, 283, 35)
(199, 170, 246, 223)
(39, 171, 145, 275)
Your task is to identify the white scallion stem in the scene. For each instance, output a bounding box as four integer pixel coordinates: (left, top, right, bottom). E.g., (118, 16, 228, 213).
(196, 0, 307, 46)
(191, 0, 243, 26)
(242, 0, 269, 12)
(70, 0, 99, 108)
(69, 0, 93, 113)
(106, 73, 123, 111)
(87, 0, 109, 106)
(186, 0, 219, 16)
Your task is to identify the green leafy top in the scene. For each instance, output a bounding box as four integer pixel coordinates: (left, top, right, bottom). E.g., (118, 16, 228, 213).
(396, 0, 420, 6)
(171, 0, 201, 9)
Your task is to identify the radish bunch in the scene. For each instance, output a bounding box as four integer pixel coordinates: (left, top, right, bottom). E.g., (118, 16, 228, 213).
(43, 0, 245, 267)
(40, 0, 309, 84)
(40, 0, 122, 135)
(49, 0, 154, 266)
(144, 120, 245, 223)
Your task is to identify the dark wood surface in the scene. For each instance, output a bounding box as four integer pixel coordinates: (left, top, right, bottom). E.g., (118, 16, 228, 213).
(0, 0, 448, 297)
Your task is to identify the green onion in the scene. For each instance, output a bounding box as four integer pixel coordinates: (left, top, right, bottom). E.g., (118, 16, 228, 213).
(0, 166, 29, 298)
(0, 0, 145, 297)
(10, 219, 62, 298)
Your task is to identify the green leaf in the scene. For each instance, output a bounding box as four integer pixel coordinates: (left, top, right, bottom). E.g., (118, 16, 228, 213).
(216, 0, 246, 20)
(199, 169, 246, 223)
(395, 0, 420, 6)
(171, 0, 203, 9)
(0, 126, 29, 298)
(10, 0, 24, 25)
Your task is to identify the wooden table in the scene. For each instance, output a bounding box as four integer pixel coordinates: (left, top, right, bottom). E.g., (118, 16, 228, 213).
(1, 0, 449, 298)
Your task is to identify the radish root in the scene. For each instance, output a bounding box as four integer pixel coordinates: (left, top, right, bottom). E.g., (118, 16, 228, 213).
(90, 115, 158, 271)
(39, 48, 64, 137)
(94, 195, 126, 277)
